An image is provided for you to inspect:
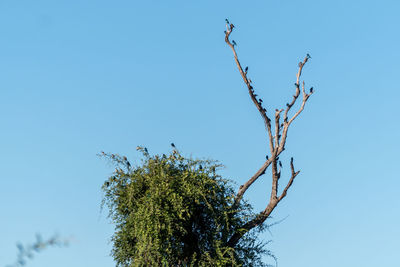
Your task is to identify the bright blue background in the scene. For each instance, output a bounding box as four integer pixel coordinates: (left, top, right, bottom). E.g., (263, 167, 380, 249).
(1, 1, 399, 266)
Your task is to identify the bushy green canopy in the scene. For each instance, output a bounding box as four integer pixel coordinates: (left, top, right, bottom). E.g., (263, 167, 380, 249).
(101, 148, 273, 266)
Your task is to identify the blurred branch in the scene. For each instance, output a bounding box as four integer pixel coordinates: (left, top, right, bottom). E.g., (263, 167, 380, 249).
(6, 234, 70, 267)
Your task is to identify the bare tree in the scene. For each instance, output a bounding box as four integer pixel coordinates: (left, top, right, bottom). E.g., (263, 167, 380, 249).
(224, 20, 314, 248)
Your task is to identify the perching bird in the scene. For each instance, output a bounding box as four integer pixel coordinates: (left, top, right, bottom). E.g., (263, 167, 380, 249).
(286, 103, 290, 107)
(279, 161, 282, 168)
(310, 87, 314, 93)
(245, 66, 248, 72)
(126, 161, 131, 169)
(259, 99, 263, 103)
(232, 40, 237, 46)
(266, 155, 269, 160)
(307, 53, 311, 59)
(171, 143, 176, 148)
(144, 147, 148, 153)
(225, 18, 230, 24)
(199, 165, 203, 170)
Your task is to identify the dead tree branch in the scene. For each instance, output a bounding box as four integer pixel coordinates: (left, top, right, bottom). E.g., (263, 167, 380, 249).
(224, 20, 313, 248)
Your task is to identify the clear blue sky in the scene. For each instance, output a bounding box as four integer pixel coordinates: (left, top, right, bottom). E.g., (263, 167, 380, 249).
(1, 0, 399, 266)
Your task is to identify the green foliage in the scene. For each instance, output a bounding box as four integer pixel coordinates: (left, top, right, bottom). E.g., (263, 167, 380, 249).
(101, 148, 273, 267)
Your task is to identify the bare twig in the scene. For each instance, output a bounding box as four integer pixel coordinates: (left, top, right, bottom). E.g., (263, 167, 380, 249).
(224, 22, 275, 154)
(224, 20, 314, 248)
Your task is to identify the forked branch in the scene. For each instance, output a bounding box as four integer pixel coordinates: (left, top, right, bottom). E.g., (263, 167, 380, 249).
(224, 20, 313, 248)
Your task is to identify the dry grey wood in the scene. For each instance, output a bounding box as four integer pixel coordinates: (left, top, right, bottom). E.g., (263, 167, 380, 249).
(224, 21, 313, 248)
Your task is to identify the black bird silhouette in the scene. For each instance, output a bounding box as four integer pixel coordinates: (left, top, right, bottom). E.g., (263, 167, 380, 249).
(310, 87, 314, 93)
(307, 53, 312, 59)
(171, 143, 175, 148)
(245, 66, 248, 72)
(144, 147, 148, 153)
(259, 99, 263, 103)
(266, 155, 269, 160)
(232, 40, 237, 46)
(286, 103, 290, 107)
(225, 18, 230, 24)
(279, 161, 282, 168)
(199, 165, 203, 170)
(127, 161, 131, 169)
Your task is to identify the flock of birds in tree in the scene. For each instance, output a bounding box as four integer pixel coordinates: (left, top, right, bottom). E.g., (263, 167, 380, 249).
(224, 18, 314, 171)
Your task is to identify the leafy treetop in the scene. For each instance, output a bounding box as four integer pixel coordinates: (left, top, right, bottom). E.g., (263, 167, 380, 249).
(101, 147, 273, 267)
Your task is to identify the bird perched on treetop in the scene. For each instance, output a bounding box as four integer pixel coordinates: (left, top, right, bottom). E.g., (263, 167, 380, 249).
(232, 40, 237, 46)
(171, 143, 176, 148)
